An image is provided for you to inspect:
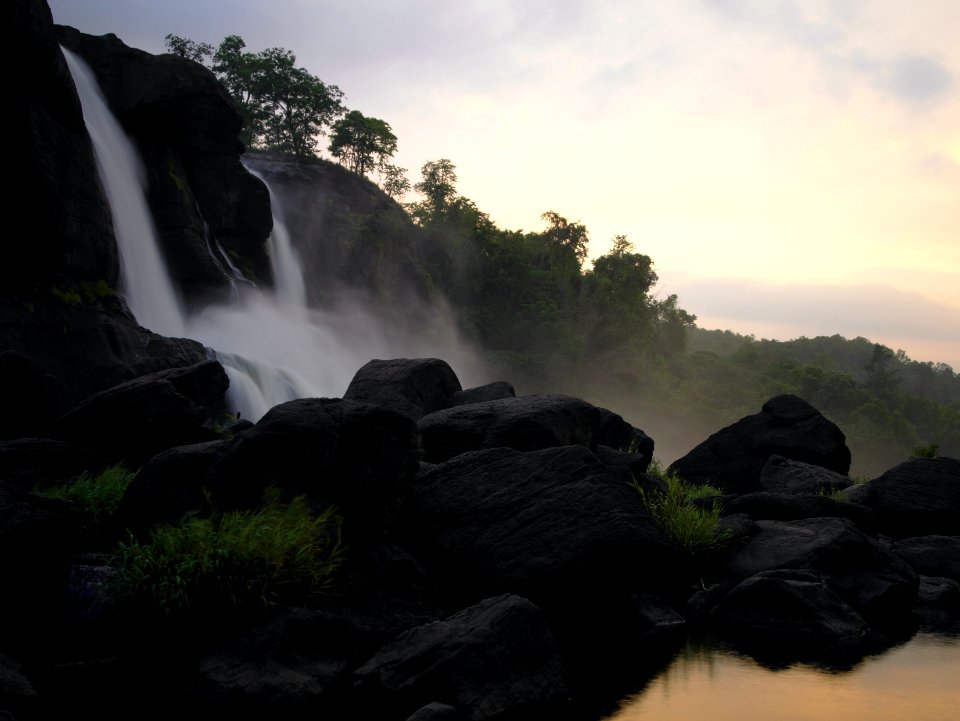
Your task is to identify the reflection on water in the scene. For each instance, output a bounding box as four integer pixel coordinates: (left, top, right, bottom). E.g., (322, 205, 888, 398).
(604, 633, 960, 721)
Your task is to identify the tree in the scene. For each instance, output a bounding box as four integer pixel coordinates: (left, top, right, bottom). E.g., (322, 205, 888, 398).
(539, 210, 589, 265)
(409, 159, 459, 223)
(164, 34, 212, 63)
(328, 110, 398, 176)
(175, 34, 345, 156)
(380, 163, 411, 200)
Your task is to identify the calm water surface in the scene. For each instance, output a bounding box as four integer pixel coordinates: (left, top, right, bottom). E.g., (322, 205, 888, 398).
(604, 633, 960, 721)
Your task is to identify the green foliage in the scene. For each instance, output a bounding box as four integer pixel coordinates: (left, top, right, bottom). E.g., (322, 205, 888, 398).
(329, 110, 398, 176)
(164, 34, 213, 63)
(910, 442, 940, 459)
(632, 462, 728, 556)
(108, 494, 343, 620)
(40, 464, 135, 536)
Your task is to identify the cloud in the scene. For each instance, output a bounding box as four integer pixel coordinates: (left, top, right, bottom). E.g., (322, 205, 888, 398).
(880, 54, 954, 104)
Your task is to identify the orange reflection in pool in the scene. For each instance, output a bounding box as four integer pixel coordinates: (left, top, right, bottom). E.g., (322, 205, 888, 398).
(605, 634, 960, 721)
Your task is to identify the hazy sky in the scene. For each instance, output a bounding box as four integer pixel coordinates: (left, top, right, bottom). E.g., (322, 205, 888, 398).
(49, 1, 960, 369)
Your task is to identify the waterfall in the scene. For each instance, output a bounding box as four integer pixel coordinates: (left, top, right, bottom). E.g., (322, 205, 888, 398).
(62, 48, 186, 338)
(64, 46, 480, 422)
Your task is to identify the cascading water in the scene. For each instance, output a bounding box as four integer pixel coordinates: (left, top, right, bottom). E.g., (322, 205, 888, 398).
(64, 47, 477, 421)
(62, 48, 186, 339)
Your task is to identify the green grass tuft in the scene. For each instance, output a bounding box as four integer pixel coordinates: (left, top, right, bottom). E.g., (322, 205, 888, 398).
(40, 464, 135, 536)
(909, 442, 940, 459)
(107, 493, 344, 620)
(633, 460, 729, 556)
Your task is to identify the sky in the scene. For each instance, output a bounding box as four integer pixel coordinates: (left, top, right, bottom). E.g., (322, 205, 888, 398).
(48, 0, 960, 369)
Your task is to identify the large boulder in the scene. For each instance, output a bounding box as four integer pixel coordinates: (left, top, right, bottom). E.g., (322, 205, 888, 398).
(670, 395, 851, 495)
(53, 361, 228, 465)
(759, 454, 851, 495)
(417, 395, 650, 465)
(0, 438, 110, 491)
(719, 516, 918, 623)
(353, 594, 569, 721)
(843, 457, 960, 538)
(344, 358, 462, 421)
(890, 536, 960, 583)
(213, 397, 420, 539)
(399, 445, 678, 646)
(720, 491, 875, 531)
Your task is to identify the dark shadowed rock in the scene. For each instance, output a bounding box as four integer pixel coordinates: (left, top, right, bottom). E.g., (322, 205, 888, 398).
(53, 361, 227, 464)
(844, 457, 960, 538)
(417, 395, 602, 463)
(400, 445, 677, 635)
(711, 569, 872, 650)
(405, 702, 462, 721)
(890, 536, 960, 583)
(759, 455, 851, 495)
(353, 594, 569, 721)
(720, 517, 918, 623)
(116, 440, 229, 538)
(670, 395, 851, 495)
(0, 350, 67, 440)
(0, 438, 111, 491)
(448, 381, 515, 407)
(721, 492, 876, 531)
(344, 358, 462, 420)
(7, 0, 119, 294)
(913, 576, 960, 631)
(596, 408, 655, 461)
(213, 398, 420, 538)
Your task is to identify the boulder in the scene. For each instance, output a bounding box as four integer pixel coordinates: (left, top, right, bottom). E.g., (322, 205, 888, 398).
(53, 361, 228, 464)
(0, 438, 111, 491)
(213, 397, 420, 539)
(890, 536, 960, 583)
(417, 395, 603, 463)
(0, 350, 67, 439)
(721, 491, 875, 531)
(116, 440, 229, 538)
(759, 454, 851, 495)
(670, 395, 851, 495)
(711, 569, 871, 650)
(353, 594, 569, 721)
(344, 358, 462, 421)
(843, 457, 960, 537)
(720, 516, 918, 623)
(448, 382, 515, 408)
(399, 446, 677, 630)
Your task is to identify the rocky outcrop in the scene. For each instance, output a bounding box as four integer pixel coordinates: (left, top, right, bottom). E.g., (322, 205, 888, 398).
(670, 394, 851, 494)
(759, 454, 852, 495)
(344, 358, 463, 420)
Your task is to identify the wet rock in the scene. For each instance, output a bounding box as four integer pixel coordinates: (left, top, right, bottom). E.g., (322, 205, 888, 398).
(344, 358, 462, 421)
(448, 381, 515, 407)
(890, 536, 960, 582)
(759, 454, 852, 495)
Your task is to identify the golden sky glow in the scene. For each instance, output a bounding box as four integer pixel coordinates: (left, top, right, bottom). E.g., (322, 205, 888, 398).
(49, 0, 960, 367)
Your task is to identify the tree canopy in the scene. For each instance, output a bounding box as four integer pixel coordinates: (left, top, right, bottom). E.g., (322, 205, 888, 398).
(166, 34, 346, 157)
(328, 110, 398, 176)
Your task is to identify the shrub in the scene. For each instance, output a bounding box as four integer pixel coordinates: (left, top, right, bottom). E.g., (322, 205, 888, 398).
(40, 464, 135, 537)
(632, 460, 728, 556)
(909, 442, 940, 459)
(107, 492, 343, 620)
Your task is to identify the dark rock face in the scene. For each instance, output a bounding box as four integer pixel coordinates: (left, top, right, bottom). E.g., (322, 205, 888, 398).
(353, 594, 569, 721)
(711, 569, 872, 650)
(53, 360, 228, 465)
(448, 382, 516, 408)
(670, 395, 851, 494)
(721, 491, 875, 531)
(0, 438, 110, 491)
(401, 445, 674, 610)
(214, 397, 420, 538)
(759, 454, 851, 495)
(0, 350, 67, 440)
(242, 152, 432, 308)
(891, 536, 960, 583)
(846, 457, 960, 538)
(417, 394, 602, 464)
(56, 26, 272, 302)
(720, 516, 918, 623)
(6, 0, 119, 293)
(344, 358, 463, 421)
